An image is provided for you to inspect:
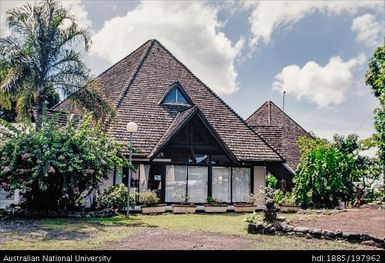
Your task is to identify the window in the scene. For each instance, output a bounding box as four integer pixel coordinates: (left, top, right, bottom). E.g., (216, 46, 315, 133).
(232, 167, 251, 202)
(162, 84, 191, 106)
(187, 166, 208, 203)
(165, 165, 187, 202)
(212, 167, 231, 203)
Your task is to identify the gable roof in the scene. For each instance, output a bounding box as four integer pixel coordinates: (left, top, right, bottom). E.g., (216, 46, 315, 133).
(148, 105, 237, 162)
(54, 39, 283, 163)
(246, 100, 311, 169)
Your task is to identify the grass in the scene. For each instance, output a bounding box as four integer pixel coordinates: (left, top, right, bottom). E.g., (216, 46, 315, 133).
(0, 212, 374, 250)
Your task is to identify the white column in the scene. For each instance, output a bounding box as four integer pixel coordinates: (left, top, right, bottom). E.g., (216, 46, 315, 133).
(253, 166, 266, 205)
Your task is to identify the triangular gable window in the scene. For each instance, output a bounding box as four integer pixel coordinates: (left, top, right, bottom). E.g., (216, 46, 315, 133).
(162, 83, 192, 106)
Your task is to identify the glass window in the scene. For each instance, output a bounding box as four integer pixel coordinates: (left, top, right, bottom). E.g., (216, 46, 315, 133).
(163, 87, 189, 105)
(165, 165, 187, 202)
(131, 167, 139, 193)
(210, 155, 231, 165)
(212, 167, 231, 203)
(232, 167, 251, 203)
(187, 166, 208, 203)
(139, 164, 150, 192)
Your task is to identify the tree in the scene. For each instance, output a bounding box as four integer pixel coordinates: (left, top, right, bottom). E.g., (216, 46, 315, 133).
(333, 133, 359, 155)
(0, 85, 59, 122)
(0, 0, 111, 128)
(0, 114, 128, 210)
(295, 136, 357, 208)
(366, 41, 385, 164)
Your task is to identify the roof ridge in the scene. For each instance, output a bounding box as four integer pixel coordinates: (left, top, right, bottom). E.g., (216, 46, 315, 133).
(245, 101, 268, 123)
(97, 40, 153, 87)
(152, 40, 284, 161)
(103, 40, 155, 133)
(113, 40, 155, 109)
(267, 100, 312, 137)
(51, 40, 153, 111)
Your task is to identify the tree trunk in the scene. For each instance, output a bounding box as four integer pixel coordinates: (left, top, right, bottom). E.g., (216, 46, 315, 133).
(35, 95, 44, 130)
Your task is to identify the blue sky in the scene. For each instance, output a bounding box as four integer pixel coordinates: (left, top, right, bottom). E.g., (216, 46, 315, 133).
(1, 0, 384, 142)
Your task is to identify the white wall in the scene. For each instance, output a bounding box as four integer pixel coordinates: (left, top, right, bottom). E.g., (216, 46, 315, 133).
(253, 166, 266, 205)
(0, 189, 20, 209)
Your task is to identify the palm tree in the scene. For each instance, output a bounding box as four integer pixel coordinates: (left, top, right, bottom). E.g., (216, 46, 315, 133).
(0, 0, 95, 129)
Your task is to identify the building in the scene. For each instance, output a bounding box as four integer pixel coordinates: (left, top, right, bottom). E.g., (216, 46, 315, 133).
(51, 40, 293, 204)
(246, 100, 312, 187)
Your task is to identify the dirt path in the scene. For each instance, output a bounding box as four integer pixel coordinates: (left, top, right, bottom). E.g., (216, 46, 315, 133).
(289, 208, 385, 238)
(115, 228, 255, 250)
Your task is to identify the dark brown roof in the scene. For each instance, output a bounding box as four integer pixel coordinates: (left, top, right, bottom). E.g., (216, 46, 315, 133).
(246, 100, 311, 169)
(32, 108, 72, 126)
(54, 39, 283, 163)
(148, 105, 197, 158)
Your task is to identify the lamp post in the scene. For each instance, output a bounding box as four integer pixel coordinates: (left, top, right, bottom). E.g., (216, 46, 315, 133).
(126, 122, 138, 218)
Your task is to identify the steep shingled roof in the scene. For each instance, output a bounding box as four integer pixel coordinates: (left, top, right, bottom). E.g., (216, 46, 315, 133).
(246, 100, 311, 169)
(54, 39, 283, 162)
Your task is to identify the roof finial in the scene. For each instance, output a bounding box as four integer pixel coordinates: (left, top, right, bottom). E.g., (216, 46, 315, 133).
(282, 90, 286, 112)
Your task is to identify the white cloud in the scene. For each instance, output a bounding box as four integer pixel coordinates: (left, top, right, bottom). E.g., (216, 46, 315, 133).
(0, 0, 91, 37)
(351, 13, 382, 46)
(90, 1, 244, 94)
(61, 0, 92, 30)
(272, 54, 366, 108)
(244, 0, 382, 48)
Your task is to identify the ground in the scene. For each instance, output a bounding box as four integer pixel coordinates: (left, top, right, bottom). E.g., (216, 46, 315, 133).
(288, 208, 385, 238)
(0, 210, 382, 250)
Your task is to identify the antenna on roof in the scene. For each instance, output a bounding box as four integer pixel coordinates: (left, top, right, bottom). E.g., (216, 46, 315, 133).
(282, 90, 286, 112)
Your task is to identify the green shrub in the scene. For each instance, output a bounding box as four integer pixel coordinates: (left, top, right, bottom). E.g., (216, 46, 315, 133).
(266, 174, 278, 189)
(97, 184, 136, 211)
(206, 196, 219, 205)
(0, 114, 128, 210)
(138, 191, 160, 207)
(173, 189, 190, 204)
(272, 190, 285, 205)
(294, 144, 356, 208)
(243, 212, 262, 223)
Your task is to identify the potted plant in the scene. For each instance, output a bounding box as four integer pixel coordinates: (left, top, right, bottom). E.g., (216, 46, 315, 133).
(276, 191, 300, 213)
(233, 193, 257, 212)
(204, 196, 228, 213)
(139, 191, 166, 214)
(171, 189, 196, 214)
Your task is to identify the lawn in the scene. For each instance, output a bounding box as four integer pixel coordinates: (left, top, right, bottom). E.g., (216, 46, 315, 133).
(0, 212, 375, 250)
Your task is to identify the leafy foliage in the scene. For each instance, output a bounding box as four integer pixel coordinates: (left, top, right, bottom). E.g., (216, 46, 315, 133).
(266, 174, 278, 189)
(0, 114, 128, 210)
(138, 191, 160, 207)
(97, 184, 136, 211)
(333, 134, 359, 155)
(272, 190, 296, 206)
(173, 189, 190, 204)
(366, 41, 385, 164)
(243, 212, 263, 224)
(0, 0, 111, 126)
(294, 138, 357, 208)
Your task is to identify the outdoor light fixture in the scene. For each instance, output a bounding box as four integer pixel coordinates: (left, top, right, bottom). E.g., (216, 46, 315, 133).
(126, 122, 138, 218)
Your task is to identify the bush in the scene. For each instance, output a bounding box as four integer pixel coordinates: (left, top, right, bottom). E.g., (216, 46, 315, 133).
(97, 184, 136, 211)
(266, 174, 278, 189)
(138, 191, 160, 207)
(243, 212, 262, 224)
(294, 144, 356, 208)
(273, 190, 296, 206)
(272, 190, 285, 205)
(0, 114, 128, 210)
(173, 189, 189, 204)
